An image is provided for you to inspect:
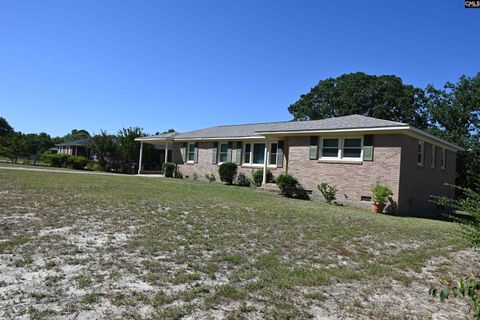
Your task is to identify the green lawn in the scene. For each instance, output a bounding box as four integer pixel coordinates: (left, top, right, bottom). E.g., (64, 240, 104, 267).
(0, 169, 476, 319)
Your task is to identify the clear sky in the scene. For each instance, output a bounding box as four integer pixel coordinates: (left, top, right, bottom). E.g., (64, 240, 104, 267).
(0, 1, 479, 137)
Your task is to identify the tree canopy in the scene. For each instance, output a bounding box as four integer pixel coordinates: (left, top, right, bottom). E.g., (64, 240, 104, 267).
(288, 72, 429, 129)
(0, 117, 14, 137)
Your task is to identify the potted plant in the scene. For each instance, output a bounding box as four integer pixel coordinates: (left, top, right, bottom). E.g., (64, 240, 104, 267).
(371, 185, 392, 213)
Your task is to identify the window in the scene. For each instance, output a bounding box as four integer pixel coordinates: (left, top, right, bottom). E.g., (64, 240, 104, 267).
(322, 138, 339, 158)
(187, 143, 195, 162)
(243, 142, 277, 166)
(431, 145, 436, 168)
(219, 143, 228, 163)
(440, 148, 446, 169)
(253, 143, 265, 164)
(318, 137, 363, 160)
(417, 141, 424, 166)
(343, 138, 362, 158)
(270, 143, 277, 165)
(244, 143, 251, 164)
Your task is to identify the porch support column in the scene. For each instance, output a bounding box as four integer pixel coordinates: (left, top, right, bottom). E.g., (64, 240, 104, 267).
(164, 141, 169, 164)
(262, 138, 268, 185)
(138, 141, 144, 175)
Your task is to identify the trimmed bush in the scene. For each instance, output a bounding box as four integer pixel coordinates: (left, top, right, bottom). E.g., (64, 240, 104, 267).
(276, 173, 309, 200)
(236, 173, 252, 187)
(205, 173, 216, 183)
(162, 162, 175, 177)
(68, 156, 89, 170)
(219, 162, 238, 185)
(252, 169, 274, 187)
(41, 152, 70, 167)
(317, 182, 337, 204)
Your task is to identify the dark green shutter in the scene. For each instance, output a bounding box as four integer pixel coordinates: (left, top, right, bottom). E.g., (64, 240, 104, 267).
(235, 142, 242, 165)
(277, 141, 284, 168)
(226, 142, 232, 162)
(363, 135, 374, 161)
(180, 143, 187, 163)
(309, 136, 318, 160)
(212, 142, 218, 164)
(194, 142, 199, 164)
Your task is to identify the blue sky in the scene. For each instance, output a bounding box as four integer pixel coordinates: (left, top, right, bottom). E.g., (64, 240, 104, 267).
(0, 1, 479, 137)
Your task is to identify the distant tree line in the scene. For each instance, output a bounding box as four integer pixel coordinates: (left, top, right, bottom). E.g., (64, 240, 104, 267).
(0, 118, 175, 173)
(289, 72, 480, 192)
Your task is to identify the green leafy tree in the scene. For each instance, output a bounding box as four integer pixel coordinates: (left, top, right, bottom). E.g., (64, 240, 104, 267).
(89, 130, 117, 170)
(0, 132, 28, 162)
(117, 127, 144, 163)
(24, 132, 54, 156)
(62, 129, 91, 142)
(288, 72, 429, 129)
(0, 117, 14, 137)
(426, 73, 480, 190)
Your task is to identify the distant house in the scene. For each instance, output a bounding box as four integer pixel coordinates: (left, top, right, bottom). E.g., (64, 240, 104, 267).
(55, 138, 92, 158)
(135, 115, 463, 216)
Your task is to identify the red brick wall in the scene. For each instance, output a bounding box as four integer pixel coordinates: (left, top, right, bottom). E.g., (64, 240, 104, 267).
(398, 135, 456, 216)
(172, 141, 285, 181)
(287, 134, 402, 209)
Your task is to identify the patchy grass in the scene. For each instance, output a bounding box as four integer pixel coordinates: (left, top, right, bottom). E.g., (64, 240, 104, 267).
(0, 169, 477, 319)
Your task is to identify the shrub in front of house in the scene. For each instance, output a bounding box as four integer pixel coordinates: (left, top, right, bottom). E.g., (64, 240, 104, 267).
(162, 162, 175, 177)
(41, 152, 70, 167)
(276, 173, 309, 200)
(219, 162, 237, 185)
(175, 169, 183, 179)
(236, 173, 252, 187)
(68, 156, 89, 170)
(252, 169, 274, 186)
(317, 182, 337, 204)
(205, 173, 216, 183)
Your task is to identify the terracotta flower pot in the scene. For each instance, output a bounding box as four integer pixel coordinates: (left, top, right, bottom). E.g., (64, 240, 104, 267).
(371, 202, 386, 213)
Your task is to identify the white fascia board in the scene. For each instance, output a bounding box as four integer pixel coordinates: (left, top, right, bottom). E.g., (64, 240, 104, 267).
(257, 126, 463, 152)
(172, 136, 266, 142)
(255, 126, 411, 135)
(405, 127, 464, 152)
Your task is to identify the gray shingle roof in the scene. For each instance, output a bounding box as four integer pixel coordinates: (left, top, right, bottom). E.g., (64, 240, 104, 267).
(174, 115, 407, 139)
(55, 138, 92, 147)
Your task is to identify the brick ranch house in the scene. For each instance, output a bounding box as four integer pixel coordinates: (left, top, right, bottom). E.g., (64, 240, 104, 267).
(135, 115, 463, 216)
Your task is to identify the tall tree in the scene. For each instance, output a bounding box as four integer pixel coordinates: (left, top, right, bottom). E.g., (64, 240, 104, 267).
(288, 72, 429, 129)
(62, 129, 91, 142)
(117, 127, 144, 162)
(88, 130, 117, 170)
(0, 132, 28, 163)
(426, 73, 480, 189)
(0, 117, 14, 137)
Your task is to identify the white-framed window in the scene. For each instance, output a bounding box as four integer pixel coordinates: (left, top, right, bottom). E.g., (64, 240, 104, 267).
(244, 143, 251, 164)
(219, 143, 229, 163)
(440, 148, 446, 170)
(343, 138, 362, 158)
(431, 145, 436, 169)
(319, 137, 363, 160)
(187, 143, 195, 162)
(242, 141, 277, 166)
(270, 142, 278, 165)
(417, 141, 425, 166)
(321, 138, 340, 158)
